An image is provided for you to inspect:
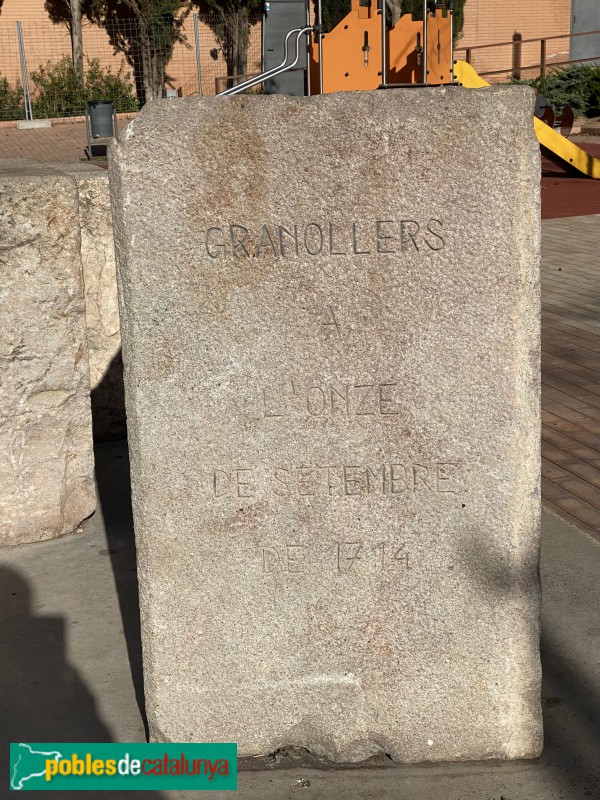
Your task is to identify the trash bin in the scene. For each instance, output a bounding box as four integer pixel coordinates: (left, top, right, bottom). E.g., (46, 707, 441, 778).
(88, 100, 114, 138)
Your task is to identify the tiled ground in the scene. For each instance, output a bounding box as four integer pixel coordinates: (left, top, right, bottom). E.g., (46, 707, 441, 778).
(541, 214, 600, 540)
(541, 138, 600, 219)
(0, 119, 129, 163)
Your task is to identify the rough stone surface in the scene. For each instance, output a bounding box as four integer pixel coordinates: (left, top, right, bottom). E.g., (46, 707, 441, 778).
(74, 170, 126, 441)
(110, 87, 541, 763)
(46, 162, 125, 442)
(0, 161, 96, 546)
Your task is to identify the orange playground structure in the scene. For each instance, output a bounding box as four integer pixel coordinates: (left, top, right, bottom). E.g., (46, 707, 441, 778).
(310, 0, 455, 93)
(221, 0, 600, 179)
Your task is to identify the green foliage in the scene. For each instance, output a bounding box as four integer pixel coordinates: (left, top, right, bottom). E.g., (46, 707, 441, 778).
(46, 0, 188, 23)
(0, 75, 23, 120)
(45, 1, 191, 102)
(320, 0, 466, 41)
(400, 0, 466, 42)
(193, 1, 261, 80)
(30, 56, 138, 118)
(31, 57, 87, 117)
(85, 58, 140, 109)
(199, 0, 261, 12)
(512, 64, 600, 118)
(320, 0, 350, 33)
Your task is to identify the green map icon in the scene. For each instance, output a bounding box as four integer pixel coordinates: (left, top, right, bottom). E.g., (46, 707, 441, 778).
(9, 741, 237, 790)
(10, 743, 63, 790)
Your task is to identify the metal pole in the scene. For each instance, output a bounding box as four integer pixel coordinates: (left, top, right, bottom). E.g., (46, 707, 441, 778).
(512, 32, 522, 81)
(193, 13, 203, 96)
(449, 3, 454, 82)
(16, 21, 33, 121)
(85, 108, 91, 159)
(219, 27, 312, 96)
(380, 0, 387, 86)
(381, 0, 387, 86)
(262, 6, 267, 74)
(306, 0, 312, 96)
(540, 38, 547, 78)
(422, 0, 428, 84)
(317, 0, 323, 93)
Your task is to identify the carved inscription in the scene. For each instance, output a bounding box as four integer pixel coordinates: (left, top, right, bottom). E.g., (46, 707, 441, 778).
(262, 381, 400, 419)
(260, 542, 410, 574)
(336, 542, 409, 573)
(321, 306, 341, 338)
(203, 219, 445, 259)
(211, 462, 459, 499)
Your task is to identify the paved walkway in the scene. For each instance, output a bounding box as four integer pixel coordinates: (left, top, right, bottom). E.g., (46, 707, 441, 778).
(541, 214, 600, 540)
(541, 138, 600, 219)
(0, 119, 129, 163)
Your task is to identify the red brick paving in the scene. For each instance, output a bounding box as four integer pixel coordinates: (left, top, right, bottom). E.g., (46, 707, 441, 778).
(0, 119, 128, 163)
(541, 214, 600, 541)
(541, 139, 600, 220)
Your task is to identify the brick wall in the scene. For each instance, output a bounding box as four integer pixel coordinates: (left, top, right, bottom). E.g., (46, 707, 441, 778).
(0, 0, 262, 103)
(457, 0, 572, 79)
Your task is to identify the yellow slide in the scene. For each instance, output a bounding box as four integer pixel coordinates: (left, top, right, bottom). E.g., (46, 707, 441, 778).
(454, 60, 600, 180)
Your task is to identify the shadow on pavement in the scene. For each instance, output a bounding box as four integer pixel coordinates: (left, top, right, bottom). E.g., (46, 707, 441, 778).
(90, 350, 147, 736)
(540, 625, 600, 798)
(0, 564, 166, 799)
(93, 440, 147, 739)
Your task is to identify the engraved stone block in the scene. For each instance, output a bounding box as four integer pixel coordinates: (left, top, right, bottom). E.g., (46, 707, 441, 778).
(110, 87, 541, 762)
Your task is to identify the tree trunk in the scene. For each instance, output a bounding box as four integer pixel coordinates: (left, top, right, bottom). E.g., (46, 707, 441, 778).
(70, 0, 84, 77)
(139, 23, 165, 102)
(386, 0, 403, 26)
(149, 49, 165, 100)
(235, 9, 248, 77)
(224, 8, 249, 81)
(140, 24, 154, 101)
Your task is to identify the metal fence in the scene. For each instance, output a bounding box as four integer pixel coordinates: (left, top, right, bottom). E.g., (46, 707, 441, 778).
(0, 14, 263, 122)
(456, 29, 600, 81)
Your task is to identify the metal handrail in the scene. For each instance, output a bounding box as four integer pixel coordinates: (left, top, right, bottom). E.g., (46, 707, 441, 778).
(456, 28, 600, 53)
(218, 26, 314, 96)
(457, 27, 600, 80)
(469, 55, 600, 79)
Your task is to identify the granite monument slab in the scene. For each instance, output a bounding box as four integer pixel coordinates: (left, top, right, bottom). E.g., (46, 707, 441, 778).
(110, 87, 541, 762)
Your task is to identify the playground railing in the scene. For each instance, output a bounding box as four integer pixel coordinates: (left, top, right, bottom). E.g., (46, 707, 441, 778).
(456, 28, 600, 81)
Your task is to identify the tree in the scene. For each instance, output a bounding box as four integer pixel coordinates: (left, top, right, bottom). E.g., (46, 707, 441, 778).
(71, 0, 84, 74)
(98, 1, 191, 101)
(387, 0, 402, 27)
(46, 0, 191, 103)
(322, 1, 466, 42)
(320, 0, 350, 33)
(194, 0, 261, 86)
(45, 0, 84, 75)
(400, 1, 467, 43)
